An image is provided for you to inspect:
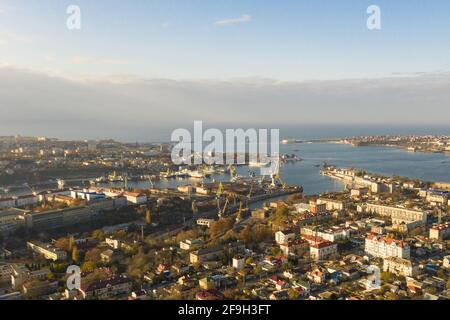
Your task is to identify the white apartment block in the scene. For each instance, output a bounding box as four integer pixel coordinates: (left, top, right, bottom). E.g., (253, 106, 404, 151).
(27, 241, 67, 261)
(196, 218, 215, 228)
(429, 222, 450, 240)
(275, 230, 296, 245)
(123, 192, 147, 204)
(316, 198, 351, 211)
(364, 203, 427, 226)
(443, 256, 450, 269)
(232, 256, 245, 270)
(383, 257, 416, 277)
(365, 234, 410, 259)
(309, 241, 338, 261)
(301, 226, 351, 242)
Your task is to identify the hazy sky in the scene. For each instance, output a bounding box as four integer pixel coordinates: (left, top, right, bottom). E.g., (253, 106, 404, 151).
(1, 0, 450, 140)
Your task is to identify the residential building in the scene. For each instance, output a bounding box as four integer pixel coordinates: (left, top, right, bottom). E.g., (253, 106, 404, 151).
(79, 275, 132, 299)
(351, 187, 369, 198)
(22, 280, 58, 297)
(443, 256, 450, 269)
(301, 225, 351, 242)
(27, 241, 67, 261)
(279, 239, 309, 256)
(364, 234, 410, 259)
(197, 218, 215, 228)
(429, 222, 450, 240)
(232, 256, 245, 270)
(0, 197, 16, 209)
(123, 192, 147, 204)
(275, 230, 296, 245)
(199, 277, 217, 290)
(317, 198, 351, 211)
(0, 208, 27, 235)
(363, 203, 427, 230)
(383, 257, 417, 277)
(309, 201, 327, 214)
(310, 241, 338, 261)
(180, 238, 203, 250)
(190, 247, 222, 264)
(15, 194, 38, 208)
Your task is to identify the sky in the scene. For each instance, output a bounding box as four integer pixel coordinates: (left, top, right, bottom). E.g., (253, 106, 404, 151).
(0, 0, 450, 141)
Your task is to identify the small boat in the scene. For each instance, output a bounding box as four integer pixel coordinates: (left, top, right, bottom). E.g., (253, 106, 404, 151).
(188, 170, 205, 179)
(248, 161, 270, 168)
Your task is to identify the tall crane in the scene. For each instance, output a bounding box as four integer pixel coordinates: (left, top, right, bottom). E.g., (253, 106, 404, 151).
(228, 165, 238, 182)
(236, 201, 244, 223)
(218, 197, 230, 219)
(270, 156, 286, 189)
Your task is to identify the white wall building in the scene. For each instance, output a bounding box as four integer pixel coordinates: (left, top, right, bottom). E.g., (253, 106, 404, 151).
(309, 241, 338, 261)
(123, 192, 147, 204)
(383, 257, 416, 277)
(275, 230, 296, 245)
(232, 256, 245, 270)
(365, 234, 410, 259)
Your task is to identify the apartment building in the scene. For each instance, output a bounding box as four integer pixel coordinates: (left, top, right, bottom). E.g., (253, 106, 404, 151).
(275, 230, 296, 245)
(0, 197, 16, 209)
(301, 225, 351, 242)
(123, 192, 147, 204)
(15, 194, 38, 208)
(383, 257, 416, 277)
(363, 203, 427, 229)
(309, 201, 327, 214)
(180, 238, 203, 250)
(27, 241, 67, 261)
(310, 241, 338, 261)
(279, 239, 309, 256)
(0, 208, 27, 235)
(79, 275, 132, 299)
(197, 218, 215, 228)
(365, 234, 410, 259)
(317, 198, 351, 211)
(420, 189, 449, 205)
(429, 222, 450, 240)
(190, 247, 223, 264)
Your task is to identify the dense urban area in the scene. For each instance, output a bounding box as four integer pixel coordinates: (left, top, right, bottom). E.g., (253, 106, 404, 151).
(0, 135, 450, 300)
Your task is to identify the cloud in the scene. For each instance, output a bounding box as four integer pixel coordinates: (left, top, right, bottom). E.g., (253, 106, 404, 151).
(0, 66, 449, 141)
(0, 32, 33, 45)
(214, 14, 252, 26)
(71, 56, 129, 65)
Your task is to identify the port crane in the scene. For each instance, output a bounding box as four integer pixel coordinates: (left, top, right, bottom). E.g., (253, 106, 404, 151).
(218, 197, 230, 219)
(236, 200, 244, 223)
(148, 176, 154, 189)
(269, 156, 286, 190)
(228, 165, 238, 182)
